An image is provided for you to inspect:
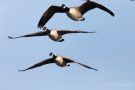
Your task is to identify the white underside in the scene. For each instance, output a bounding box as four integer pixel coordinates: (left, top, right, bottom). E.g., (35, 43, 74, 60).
(55, 56, 67, 67)
(48, 30, 62, 41)
(66, 8, 82, 21)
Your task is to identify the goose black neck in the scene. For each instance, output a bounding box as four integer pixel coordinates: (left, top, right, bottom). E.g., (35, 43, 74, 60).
(52, 54, 56, 58)
(46, 29, 50, 33)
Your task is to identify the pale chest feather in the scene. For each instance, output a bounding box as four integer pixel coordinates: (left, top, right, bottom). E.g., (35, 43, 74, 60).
(49, 30, 61, 41)
(55, 56, 67, 67)
(67, 8, 82, 20)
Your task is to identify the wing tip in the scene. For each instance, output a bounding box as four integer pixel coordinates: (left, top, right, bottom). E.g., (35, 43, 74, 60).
(37, 25, 42, 29)
(111, 12, 115, 17)
(18, 69, 26, 72)
(8, 36, 13, 39)
(93, 68, 98, 71)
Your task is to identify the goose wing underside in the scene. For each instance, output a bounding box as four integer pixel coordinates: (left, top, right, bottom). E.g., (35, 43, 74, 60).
(19, 58, 54, 72)
(79, 1, 114, 16)
(37, 6, 66, 28)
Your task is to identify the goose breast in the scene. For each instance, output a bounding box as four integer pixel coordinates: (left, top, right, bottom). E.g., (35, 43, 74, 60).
(67, 8, 82, 21)
(55, 56, 67, 67)
(48, 30, 62, 41)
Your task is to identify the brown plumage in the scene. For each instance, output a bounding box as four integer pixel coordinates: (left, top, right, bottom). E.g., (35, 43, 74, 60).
(8, 27, 96, 42)
(19, 52, 98, 72)
(37, 0, 114, 28)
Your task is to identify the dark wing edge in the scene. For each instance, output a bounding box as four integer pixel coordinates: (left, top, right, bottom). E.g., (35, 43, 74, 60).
(79, 1, 114, 16)
(76, 62, 98, 71)
(96, 3, 115, 16)
(79, 1, 95, 15)
(8, 31, 47, 39)
(64, 58, 98, 71)
(58, 30, 94, 35)
(37, 5, 66, 29)
(19, 58, 54, 72)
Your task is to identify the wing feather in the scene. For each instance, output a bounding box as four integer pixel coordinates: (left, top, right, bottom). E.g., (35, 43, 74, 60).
(37, 5, 66, 28)
(19, 58, 54, 72)
(79, 1, 114, 16)
(8, 31, 48, 39)
(64, 57, 97, 71)
(58, 30, 94, 35)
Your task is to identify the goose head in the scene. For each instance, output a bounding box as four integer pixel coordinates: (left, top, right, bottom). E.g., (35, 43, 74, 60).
(42, 27, 48, 31)
(42, 27, 50, 33)
(49, 52, 56, 58)
(61, 4, 70, 12)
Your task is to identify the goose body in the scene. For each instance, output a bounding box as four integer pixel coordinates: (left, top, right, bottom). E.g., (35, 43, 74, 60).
(66, 7, 83, 21)
(48, 30, 62, 41)
(8, 27, 96, 42)
(55, 56, 67, 67)
(19, 52, 98, 72)
(37, 0, 114, 28)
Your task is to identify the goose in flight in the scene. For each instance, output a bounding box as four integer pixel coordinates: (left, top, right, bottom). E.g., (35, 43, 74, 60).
(8, 27, 96, 42)
(37, 0, 115, 28)
(19, 52, 98, 72)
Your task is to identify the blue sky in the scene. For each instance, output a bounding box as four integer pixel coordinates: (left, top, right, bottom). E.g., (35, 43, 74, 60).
(0, 0, 135, 90)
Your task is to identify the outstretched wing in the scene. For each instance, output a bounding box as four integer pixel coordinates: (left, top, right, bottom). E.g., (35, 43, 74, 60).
(64, 57, 98, 71)
(79, 1, 114, 16)
(58, 30, 95, 35)
(75, 62, 98, 71)
(19, 58, 54, 72)
(8, 31, 48, 39)
(37, 5, 66, 28)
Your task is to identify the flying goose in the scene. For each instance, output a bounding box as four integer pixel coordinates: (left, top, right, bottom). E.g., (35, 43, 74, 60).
(8, 27, 96, 42)
(37, 0, 115, 28)
(19, 52, 98, 72)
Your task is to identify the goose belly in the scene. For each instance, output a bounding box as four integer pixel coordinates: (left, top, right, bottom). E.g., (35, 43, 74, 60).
(55, 57, 67, 67)
(67, 8, 82, 21)
(49, 30, 62, 41)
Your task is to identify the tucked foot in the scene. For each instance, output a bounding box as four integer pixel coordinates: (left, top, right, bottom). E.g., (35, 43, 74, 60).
(67, 64, 70, 67)
(80, 17, 85, 21)
(59, 39, 64, 42)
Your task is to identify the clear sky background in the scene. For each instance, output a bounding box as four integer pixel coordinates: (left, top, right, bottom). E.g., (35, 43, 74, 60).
(0, 0, 135, 90)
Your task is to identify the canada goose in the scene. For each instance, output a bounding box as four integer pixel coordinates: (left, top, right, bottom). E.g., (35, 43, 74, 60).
(8, 27, 96, 42)
(19, 52, 98, 72)
(37, 0, 115, 28)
